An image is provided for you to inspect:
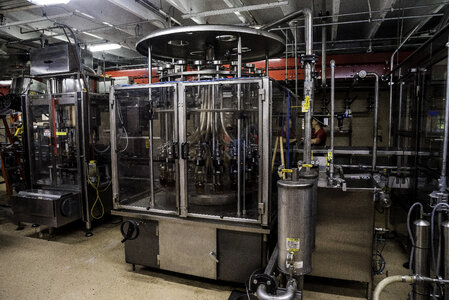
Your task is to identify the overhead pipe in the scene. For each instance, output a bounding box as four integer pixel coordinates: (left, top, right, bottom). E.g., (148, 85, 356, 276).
(268, 13, 444, 31)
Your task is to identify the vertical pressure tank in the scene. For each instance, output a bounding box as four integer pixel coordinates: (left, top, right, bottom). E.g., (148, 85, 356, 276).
(413, 219, 430, 300)
(442, 220, 449, 300)
(277, 180, 314, 275)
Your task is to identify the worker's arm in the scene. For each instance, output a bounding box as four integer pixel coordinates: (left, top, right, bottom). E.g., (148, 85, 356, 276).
(311, 137, 321, 145)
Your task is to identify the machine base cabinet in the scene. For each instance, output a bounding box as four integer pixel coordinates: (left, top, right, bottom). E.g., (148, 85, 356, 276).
(123, 218, 265, 283)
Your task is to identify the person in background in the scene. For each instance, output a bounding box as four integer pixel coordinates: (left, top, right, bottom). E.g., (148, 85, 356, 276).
(311, 117, 327, 146)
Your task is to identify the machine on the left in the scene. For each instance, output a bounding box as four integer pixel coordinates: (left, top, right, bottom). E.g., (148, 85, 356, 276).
(11, 42, 113, 235)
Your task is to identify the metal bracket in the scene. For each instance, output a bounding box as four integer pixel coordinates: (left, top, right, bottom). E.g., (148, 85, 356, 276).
(300, 54, 317, 65)
(259, 88, 265, 101)
(258, 202, 265, 215)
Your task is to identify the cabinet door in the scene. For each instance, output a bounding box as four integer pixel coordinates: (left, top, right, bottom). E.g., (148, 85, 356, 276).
(158, 221, 217, 279)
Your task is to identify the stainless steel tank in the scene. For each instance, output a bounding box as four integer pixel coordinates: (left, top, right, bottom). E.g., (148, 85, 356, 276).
(298, 169, 318, 250)
(277, 179, 314, 275)
(413, 219, 430, 300)
(442, 220, 449, 300)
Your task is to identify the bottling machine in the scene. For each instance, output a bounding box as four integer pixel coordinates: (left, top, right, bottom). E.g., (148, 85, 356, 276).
(112, 10, 382, 299)
(111, 24, 285, 282)
(12, 43, 113, 234)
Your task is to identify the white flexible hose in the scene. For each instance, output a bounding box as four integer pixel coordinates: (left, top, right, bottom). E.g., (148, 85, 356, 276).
(373, 276, 415, 300)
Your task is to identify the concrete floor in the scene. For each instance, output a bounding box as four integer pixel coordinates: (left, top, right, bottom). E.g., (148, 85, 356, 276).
(0, 212, 412, 300)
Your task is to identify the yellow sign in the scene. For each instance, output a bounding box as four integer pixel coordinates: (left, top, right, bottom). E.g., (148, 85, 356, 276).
(281, 169, 293, 173)
(286, 238, 300, 252)
(302, 96, 310, 112)
(56, 132, 67, 136)
(302, 164, 313, 168)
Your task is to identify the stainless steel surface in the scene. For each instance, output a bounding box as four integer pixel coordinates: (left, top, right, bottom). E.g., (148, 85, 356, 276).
(277, 180, 314, 275)
(158, 220, 217, 279)
(136, 25, 285, 62)
(30, 44, 92, 76)
(12, 189, 80, 228)
(442, 220, 449, 300)
(311, 187, 374, 285)
(298, 172, 318, 251)
(413, 219, 430, 299)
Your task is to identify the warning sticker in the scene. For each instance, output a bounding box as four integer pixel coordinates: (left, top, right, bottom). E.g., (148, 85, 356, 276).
(302, 96, 310, 113)
(286, 238, 300, 252)
(294, 261, 303, 269)
(43, 129, 51, 137)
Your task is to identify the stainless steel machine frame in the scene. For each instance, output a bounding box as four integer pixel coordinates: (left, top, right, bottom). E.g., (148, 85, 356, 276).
(110, 77, 273, 225)
(110, 78, 275, 281)
(15, 72, 112, 231)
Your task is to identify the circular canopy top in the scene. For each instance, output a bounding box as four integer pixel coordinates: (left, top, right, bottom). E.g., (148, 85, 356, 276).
(136, 25, 285, 62)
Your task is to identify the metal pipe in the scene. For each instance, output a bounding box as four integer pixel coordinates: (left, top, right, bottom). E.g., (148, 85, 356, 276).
(256, 280, 297, 300)
(261, 9, 310, 31)
(268, 13, 444, 31)
(439, 41, 449, 191)
(302, 9, 314, 166)
(321, 26, 326, 88)
(374, 275, 449, 300)
(329, 60, 335, 183)
(0, 12, 74, 28)
(388, 24, 422, 148)
(294, 22, 298, 96)
(365, 72, 379, 172)
(148, 46, 154, 207)
(237, 35, 242, 217)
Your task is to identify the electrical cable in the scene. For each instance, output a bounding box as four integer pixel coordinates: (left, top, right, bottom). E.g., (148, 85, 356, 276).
(88, 175, 111, 220)
(116, 99, 129, 153)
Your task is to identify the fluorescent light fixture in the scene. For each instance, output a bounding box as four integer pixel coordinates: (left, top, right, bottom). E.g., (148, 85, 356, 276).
(103, 22, 114, 27)
(0, 80, 12, 85)
(88, 43, 121, 52)
(28, 0, 71, 5)
(83, 32, 103, 40)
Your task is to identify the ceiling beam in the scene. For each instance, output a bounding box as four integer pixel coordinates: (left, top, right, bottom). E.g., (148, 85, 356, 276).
(367, 0, 397, 39)
(331, 0, 340, 41)
(106, 0, 167, 28)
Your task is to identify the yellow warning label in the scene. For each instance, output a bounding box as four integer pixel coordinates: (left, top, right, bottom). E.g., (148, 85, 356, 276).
(302, 164, 313, 168)
(145, 139, 149, 149)
(302, 96, 310, 112)
(56, 132, 67, 136)
(327, 151, 332, 166)
(281, 169, 293, 173)
(286, 238, 300, 252)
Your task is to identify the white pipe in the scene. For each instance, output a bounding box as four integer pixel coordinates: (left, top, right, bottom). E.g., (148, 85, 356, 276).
(373, 276, 415, 300)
